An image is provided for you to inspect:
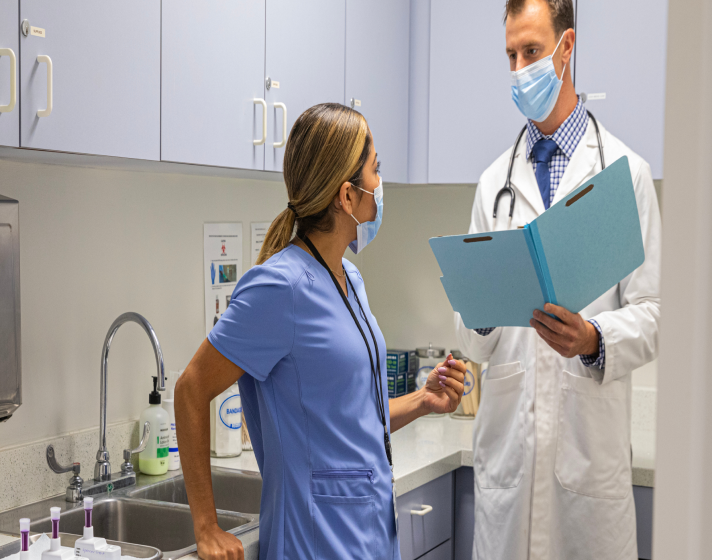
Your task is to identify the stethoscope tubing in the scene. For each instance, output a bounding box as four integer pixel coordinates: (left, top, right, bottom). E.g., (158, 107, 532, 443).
(493, 110, 605, 225)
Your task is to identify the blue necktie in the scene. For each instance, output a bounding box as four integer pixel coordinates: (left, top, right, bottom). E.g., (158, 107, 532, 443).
(532, 138, 558, 210)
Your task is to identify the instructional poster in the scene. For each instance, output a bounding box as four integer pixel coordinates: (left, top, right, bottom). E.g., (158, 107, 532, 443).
(251, 222, 271, 267)
(204, 223, 243, 337)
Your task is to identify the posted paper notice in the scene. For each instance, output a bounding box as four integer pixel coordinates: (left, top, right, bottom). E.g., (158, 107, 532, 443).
(204, 223, 243, 337)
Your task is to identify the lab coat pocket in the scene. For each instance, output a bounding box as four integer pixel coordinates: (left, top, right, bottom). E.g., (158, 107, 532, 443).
(555, 371, 631, 499)
(311, 469, 376, 559)
(474, 364, 526, 489)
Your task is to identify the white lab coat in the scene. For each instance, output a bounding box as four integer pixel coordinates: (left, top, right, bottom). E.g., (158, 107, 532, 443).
(455, 119, 661, 560)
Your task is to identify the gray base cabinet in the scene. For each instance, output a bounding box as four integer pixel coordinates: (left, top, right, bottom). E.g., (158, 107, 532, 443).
(634, 485, 654, 560)
(0, 0, 18, 148)
(398, 472, 454, 560)
(19, 0, 160, 160)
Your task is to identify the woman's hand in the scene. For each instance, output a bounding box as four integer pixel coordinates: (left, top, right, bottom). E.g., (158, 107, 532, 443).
(422, 354, 466, 414)
(196, 524, 244, 560)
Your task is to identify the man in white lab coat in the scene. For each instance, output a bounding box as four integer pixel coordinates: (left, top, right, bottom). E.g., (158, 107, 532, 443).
(454, 0, 661, 558)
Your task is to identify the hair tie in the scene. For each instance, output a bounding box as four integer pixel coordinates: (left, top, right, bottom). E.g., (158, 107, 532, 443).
(287, 202, 299, 218)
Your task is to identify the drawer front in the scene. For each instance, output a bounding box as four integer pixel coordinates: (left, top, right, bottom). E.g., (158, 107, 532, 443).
(397, 472, 453, 560)
(417, 540, 452, 560)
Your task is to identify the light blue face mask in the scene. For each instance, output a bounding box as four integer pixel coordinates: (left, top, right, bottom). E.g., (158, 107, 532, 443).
(349, 177, 383, 254)
(511, 33, 567, 122)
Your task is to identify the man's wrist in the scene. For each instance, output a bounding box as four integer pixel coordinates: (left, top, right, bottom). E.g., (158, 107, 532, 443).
(582, 320, 600, 356)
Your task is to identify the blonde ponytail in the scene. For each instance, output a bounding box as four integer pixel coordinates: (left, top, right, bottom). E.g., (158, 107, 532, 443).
(256, 208, 296, 265)
(256, 103, 371, 266)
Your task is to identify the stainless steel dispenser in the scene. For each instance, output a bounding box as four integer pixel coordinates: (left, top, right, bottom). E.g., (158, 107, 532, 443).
(0, 195, 20, 422)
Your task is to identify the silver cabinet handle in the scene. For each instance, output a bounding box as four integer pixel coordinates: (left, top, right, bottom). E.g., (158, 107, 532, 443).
(273, 102, 287, 148)
(410, 504, 433, 516)
(0, 48, 16, 113)
(36, 55, 52, 117)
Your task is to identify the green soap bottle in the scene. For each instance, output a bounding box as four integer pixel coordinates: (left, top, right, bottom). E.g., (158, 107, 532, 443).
(138, 376, 170, 475)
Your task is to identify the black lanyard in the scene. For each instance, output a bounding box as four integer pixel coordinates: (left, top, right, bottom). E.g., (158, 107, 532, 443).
(300, 235, 393, 467)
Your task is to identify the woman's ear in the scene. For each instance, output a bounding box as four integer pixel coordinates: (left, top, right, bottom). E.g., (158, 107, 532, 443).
(337, 181, 354, 215)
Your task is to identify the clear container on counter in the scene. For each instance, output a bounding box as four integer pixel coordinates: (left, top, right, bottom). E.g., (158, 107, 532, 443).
(210, 382, 243, 457)
(449, 350, 480, 420)
(415, 344, 447, 417)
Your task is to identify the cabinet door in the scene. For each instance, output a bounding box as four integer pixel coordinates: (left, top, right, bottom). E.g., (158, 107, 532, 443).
(575, 0, 667, 178)
(417, 539, 452, 560)
(19, 1, 160, 160)
(264, 0, 345, 172)
(162, 1, 266, 170)
(397, 472, 453, 560)
(633, 485, 653, 560)
(345, 0, 410, 183)
(429, 0, 526, 184)
(0, 0, 19, 147)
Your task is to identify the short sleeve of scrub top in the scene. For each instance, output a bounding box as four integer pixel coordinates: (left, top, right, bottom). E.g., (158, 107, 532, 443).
(208, 266, 293, 382)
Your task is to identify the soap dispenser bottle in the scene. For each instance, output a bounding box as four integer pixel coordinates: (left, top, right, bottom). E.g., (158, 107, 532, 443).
(138, 376, 170, 475)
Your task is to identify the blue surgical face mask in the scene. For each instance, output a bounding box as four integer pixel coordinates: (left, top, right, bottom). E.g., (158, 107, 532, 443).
(349, 177, 383, 254)
(511, 33, 567, 122)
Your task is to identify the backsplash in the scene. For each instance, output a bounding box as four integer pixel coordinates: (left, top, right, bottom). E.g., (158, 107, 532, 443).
(0, 420, 140, 513)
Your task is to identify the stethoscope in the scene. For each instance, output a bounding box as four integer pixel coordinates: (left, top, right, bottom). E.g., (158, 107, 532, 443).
(493, 110, 606, 229)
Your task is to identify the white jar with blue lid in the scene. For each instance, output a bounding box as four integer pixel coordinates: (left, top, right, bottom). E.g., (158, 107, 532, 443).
(210, 382, 243, 457)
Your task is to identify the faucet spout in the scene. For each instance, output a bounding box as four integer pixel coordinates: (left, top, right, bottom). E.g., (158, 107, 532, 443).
(94, 312, 165, 481)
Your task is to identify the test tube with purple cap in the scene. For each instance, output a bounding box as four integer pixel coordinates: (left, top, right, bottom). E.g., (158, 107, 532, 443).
(19, 518, 30, 560)
(84, 498, 93, 531)
(50, 508, 60, 540)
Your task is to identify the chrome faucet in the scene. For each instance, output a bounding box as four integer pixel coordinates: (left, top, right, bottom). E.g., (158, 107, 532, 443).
(94, 312, 165, 481)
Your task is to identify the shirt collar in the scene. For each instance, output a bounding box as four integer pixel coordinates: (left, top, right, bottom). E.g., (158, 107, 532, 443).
(525, 96, 588, 161)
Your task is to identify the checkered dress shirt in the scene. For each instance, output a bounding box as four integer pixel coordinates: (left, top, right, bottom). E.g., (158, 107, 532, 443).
(474, 97, 605, 369)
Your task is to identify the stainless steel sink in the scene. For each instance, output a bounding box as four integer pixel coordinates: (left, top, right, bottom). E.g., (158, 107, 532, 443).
(128, 468, 262, 514)
(28, 498, 254, 558)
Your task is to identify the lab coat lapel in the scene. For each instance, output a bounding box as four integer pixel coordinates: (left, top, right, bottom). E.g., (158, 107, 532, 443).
(551, 119, 600, 205)
(509, 135, 547, 217)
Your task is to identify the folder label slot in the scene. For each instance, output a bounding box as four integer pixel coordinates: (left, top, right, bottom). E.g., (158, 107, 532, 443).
(463, 236, 493, 243)
(566, 184, 594, 207)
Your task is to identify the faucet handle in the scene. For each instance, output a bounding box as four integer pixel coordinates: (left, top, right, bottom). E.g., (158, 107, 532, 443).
(46, 445, 83, 502)
(121, 422, 150, 474)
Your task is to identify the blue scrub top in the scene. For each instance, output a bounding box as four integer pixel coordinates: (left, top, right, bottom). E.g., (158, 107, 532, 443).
(208, 244, 400, 560)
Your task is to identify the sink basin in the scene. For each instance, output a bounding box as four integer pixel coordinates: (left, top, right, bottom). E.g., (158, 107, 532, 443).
(129, 468, 262, 514)
(29, 498, 255, 558)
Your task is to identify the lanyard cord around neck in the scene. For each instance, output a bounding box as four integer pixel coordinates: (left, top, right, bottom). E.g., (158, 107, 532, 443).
(300, 235, 393, 467)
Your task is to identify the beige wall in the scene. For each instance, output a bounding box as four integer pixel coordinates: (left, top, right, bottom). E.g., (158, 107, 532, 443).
(0, 159, 287, 450)
(0, 161, 657, 453)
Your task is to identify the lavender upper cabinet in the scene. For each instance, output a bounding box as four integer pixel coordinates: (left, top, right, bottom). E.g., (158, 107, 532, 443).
(19, 1, 160, 160)
(264, 0, 346, 173)
(428, 0, 526, 184)
(0, 0, 19, 147)
(575, 0, 668, 179)
(161, 0, 266, 170)
(345, 0, 410, 184)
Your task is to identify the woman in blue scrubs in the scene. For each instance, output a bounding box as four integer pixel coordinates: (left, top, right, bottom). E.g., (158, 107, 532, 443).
(175, 103, 466, 560)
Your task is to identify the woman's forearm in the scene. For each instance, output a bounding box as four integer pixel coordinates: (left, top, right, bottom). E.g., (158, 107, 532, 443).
(175, 366, 218, 534)
(389, 390, 427, 432)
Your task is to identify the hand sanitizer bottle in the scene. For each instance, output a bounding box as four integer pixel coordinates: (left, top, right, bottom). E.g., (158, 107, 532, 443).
(19, 518, 30, 560)
(41, 508, 76, 560)
(73, 498, 120, 560)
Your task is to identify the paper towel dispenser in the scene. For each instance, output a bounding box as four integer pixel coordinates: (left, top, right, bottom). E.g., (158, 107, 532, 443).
(0, 195, 20, 422)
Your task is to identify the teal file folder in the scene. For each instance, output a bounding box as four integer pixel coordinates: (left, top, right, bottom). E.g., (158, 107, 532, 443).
(430, 156, 645, 329)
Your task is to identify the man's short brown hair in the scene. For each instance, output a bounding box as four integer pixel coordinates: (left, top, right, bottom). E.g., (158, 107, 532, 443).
(504, 0, 575, 37)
